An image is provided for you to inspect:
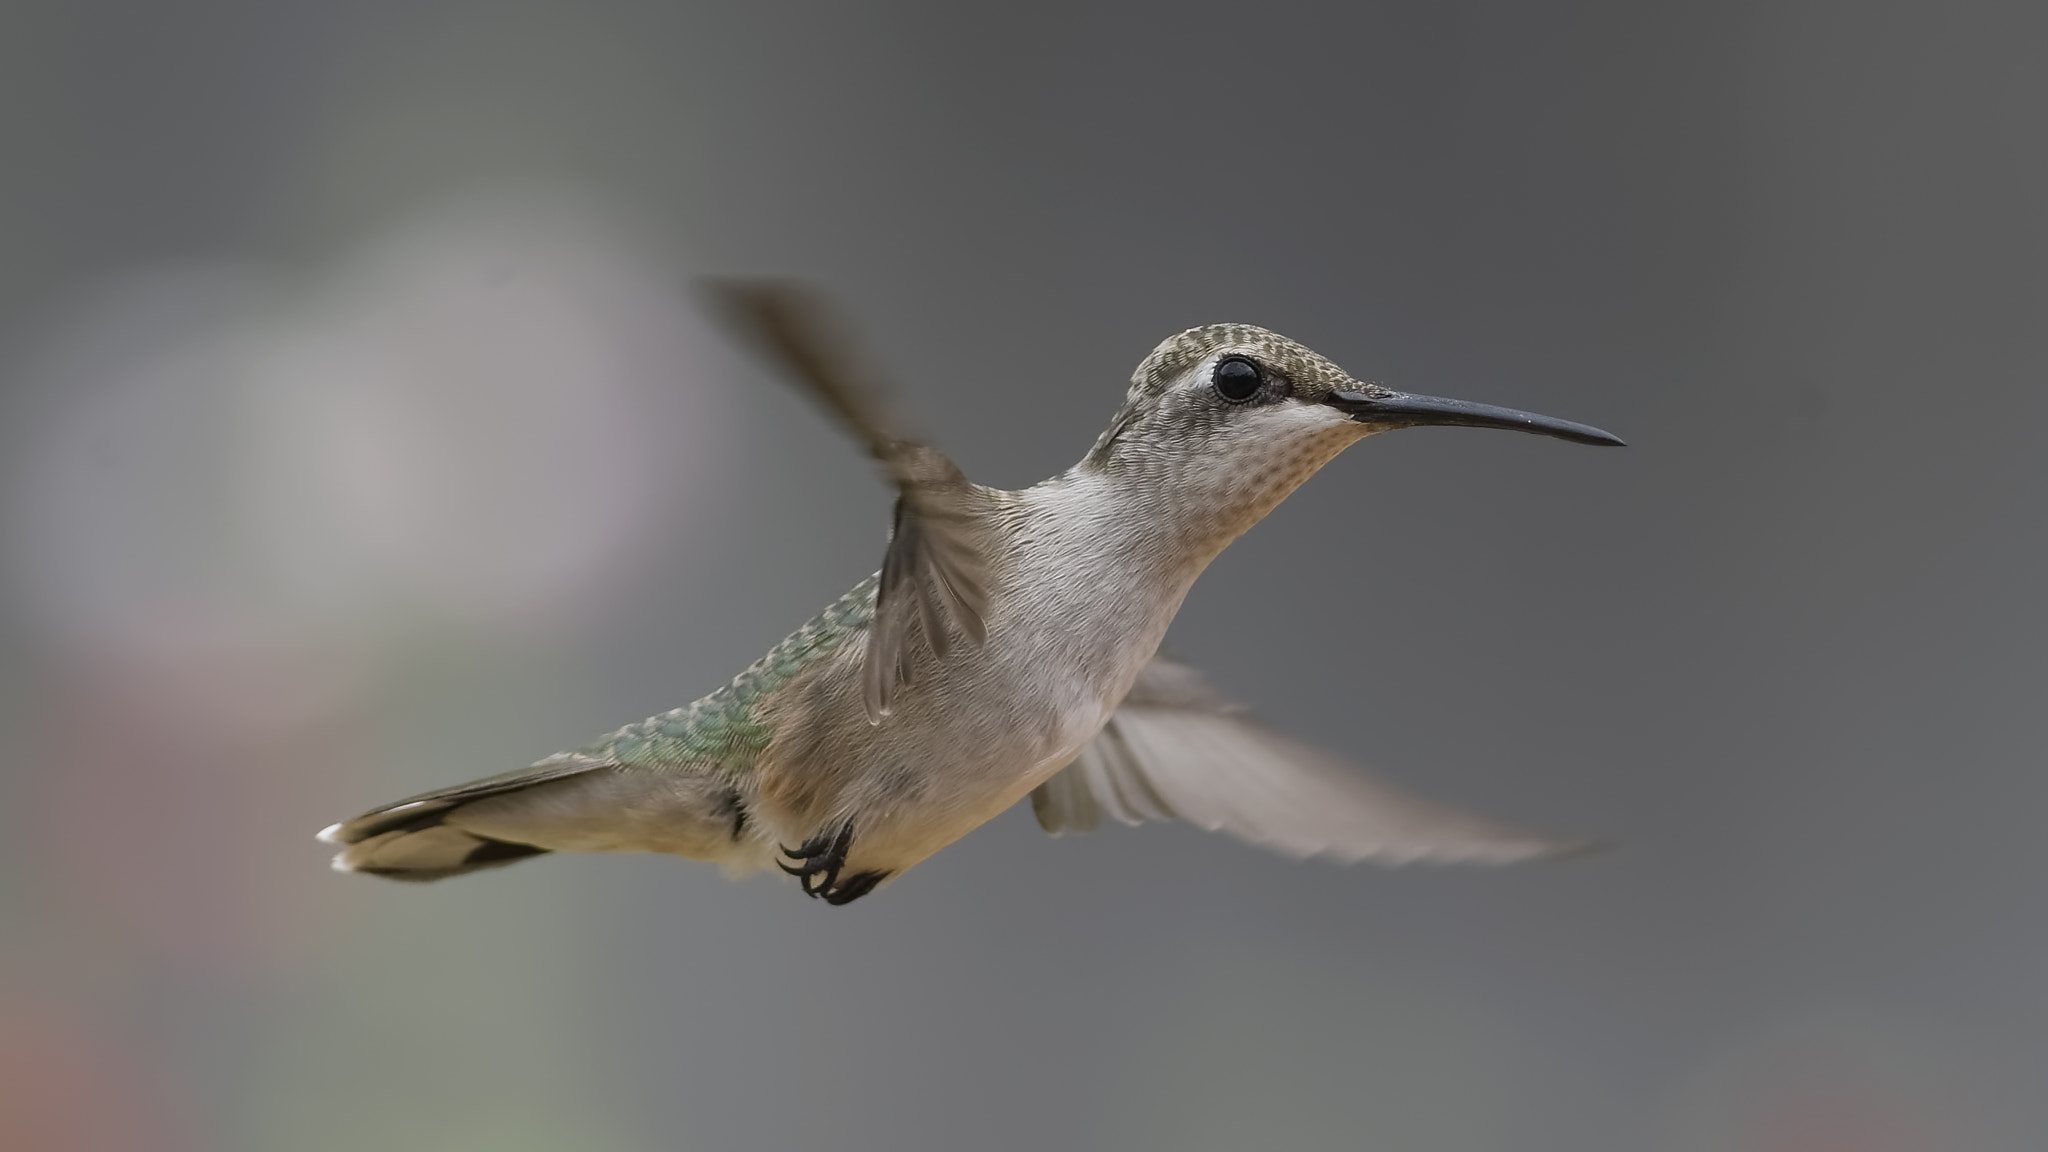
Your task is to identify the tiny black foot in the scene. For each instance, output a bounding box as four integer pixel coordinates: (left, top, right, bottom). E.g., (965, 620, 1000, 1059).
(778, 822, 855, 898)
(776, 823, 889, 905)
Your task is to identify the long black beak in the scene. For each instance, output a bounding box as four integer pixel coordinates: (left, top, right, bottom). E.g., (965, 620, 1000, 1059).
(1327, 389, 1624, 447)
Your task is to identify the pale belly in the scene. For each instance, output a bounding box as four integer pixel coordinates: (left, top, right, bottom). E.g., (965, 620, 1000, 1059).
(890, 688, 1113, 866)
(749, 480, 1204, 884)
(748, 586, 1167, 881)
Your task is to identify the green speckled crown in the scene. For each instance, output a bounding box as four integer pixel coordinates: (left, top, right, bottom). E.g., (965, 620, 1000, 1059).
(1133, 324, 1354, 400)
(1086, 324, 1367, 467)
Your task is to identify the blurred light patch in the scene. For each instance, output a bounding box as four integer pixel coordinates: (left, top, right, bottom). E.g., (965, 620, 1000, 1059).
(6, 187, 723, 648)
(2, 188, 726, 971)
(36, 625, 365, 970)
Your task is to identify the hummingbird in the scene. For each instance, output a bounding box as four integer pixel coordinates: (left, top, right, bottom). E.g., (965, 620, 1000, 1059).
(319, 284, 1623, 906)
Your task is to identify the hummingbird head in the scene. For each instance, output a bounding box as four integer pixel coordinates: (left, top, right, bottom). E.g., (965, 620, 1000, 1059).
(1082, 324, 1622, 540)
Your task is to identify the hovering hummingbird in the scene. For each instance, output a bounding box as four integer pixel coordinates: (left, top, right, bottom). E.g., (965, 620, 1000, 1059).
(320, 284, 1623, 905)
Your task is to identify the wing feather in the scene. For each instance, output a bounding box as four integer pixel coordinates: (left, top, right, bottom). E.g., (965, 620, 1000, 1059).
(1032, 656, 1590, 865)
(707, 280, 991, 721)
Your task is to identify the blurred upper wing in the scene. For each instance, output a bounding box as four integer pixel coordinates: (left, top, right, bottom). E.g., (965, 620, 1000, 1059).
(1031, 655, 1588, 865)
(707, 280, 992, 722)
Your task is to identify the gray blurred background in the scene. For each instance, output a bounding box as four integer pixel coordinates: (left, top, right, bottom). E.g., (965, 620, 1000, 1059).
(1, 1, 2043, 1149)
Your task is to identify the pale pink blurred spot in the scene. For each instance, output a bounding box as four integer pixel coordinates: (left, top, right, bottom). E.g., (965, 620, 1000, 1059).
(1655, 1013, 1992, 1152)
(0, 993, 195, 1152)
(1753, 1085, 1930, 1152)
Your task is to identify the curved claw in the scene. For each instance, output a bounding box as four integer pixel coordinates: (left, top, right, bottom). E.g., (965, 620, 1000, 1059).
(823, 871, 888, 905)
(777, 823, 856, 897)
(774, 822, 886, 903)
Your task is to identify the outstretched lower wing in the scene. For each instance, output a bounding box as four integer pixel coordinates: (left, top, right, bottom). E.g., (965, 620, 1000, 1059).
(706, 281, 992, 722)
(1031, 655, 1591, 865)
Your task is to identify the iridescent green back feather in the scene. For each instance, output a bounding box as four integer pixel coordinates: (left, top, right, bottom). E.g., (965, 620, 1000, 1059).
(580, 573, 879, 774)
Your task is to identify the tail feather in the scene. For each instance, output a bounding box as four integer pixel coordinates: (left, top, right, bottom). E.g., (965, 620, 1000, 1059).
(335, 825, 551, 882)
(320, 754, 760, 882)
(321, 755, 600, 882)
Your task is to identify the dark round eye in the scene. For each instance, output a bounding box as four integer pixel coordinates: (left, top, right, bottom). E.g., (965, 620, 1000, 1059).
(1212, 356, 1262, 402)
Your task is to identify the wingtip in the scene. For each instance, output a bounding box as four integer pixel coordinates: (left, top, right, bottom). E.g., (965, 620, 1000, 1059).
(1331, 834, 1609, 868)
(1463, 835, 1609, 866)
(1540, 837, 1613, 862)
(316, 822, 345, 845)
(329, 853, 357, 873)
(861, 682, 892, 725)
